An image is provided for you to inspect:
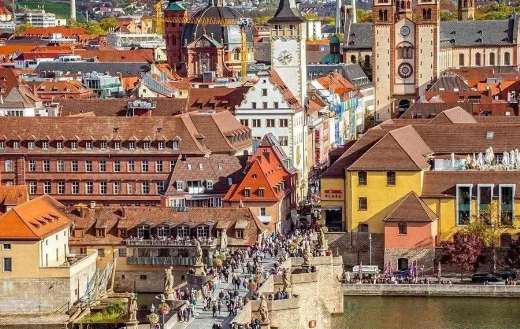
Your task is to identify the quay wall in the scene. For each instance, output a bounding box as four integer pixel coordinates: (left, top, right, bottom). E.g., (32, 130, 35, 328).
(344, 284, 520, 297)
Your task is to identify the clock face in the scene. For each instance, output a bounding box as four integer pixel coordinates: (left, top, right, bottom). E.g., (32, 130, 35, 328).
(398, 63, 413, 79)
(400, 25, 411, 37)
(277, 50, 293, 65)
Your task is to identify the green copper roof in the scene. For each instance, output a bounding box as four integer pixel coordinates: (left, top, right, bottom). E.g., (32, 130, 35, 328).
(330, 34, 340, 44)
(166, 1, 185, 11)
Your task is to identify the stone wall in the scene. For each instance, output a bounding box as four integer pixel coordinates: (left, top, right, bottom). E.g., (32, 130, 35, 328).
(114, 269, 187, 293)
(384, 247, 435, 274)
(328, 232, 384, 269)
(344, 283, 520, 297)
(0, 277, 70, 314)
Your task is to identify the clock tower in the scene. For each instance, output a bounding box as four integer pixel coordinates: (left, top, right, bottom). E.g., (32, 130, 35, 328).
(268, 0, 307, 104)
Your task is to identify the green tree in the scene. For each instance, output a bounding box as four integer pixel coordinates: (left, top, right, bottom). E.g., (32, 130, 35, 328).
(100, 17, 118, 33)
(85, 21, 106, 35)
(357, 9, 373, 23)
(15, 23, 32, 34)
(440, 11, 457, 21)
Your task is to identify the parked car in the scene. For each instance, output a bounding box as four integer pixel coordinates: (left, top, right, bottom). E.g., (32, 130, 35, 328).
(471, 273, 505, 285)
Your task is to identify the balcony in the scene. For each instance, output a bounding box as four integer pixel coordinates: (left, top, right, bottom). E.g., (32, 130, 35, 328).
(125, 237, 216, 248)
(127, 256, 196, 266)
(258, 215, 272, 224)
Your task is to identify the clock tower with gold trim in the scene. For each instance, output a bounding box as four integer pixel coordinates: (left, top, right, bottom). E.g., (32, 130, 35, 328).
(268, 0, 307, 105)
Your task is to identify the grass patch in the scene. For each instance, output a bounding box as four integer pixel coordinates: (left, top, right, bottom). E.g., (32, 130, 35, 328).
(16, 0, 71, 19)
(80, 299, 127, 324)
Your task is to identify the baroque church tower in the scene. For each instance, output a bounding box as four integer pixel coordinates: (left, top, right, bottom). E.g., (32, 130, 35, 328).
(268, 0, 307, 104)
(372, 0, 440, 121)
(458, 0, 475, 20)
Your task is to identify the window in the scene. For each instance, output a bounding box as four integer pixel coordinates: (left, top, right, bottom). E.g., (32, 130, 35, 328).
(172, 140, 179, 150)
(113, 181, 121, 194)
(236, 229, 244, 239)
(114, 141, 120, 150)
(71, 141, 77, 150)
(0, 141, 3, 150)
(475, 52, 481, 66)
(57, 160, 64, 172)
(177, 226, 190, 238)
(387, 171, 396, 186)
(279, 136, 288, 146)
(176, 181, 184, 191)
(100, 141, 107, 149)
(197, 225, 209, 238)
(458, 53, 465, 66)
(252, 119, 261, 127)
(28, 141, 34, 149)
(85, 141, 92, 150)
(358, 171, 367, 185)
(158, 141, 164, 150)
(98, 248, 105, 257)
(170, 161, 176, 171)
(43, 160, 50, 172)
(143, 141, 150, 150)
(252, 102, 257, 109)
(157, 225, 170, 238)
(58, 181, 65, 194)
(114, 160, 121, 172)
(129, 142, 135, 150)
(142, 181, 150, 194)
(141, 160, 149, 172)
(489, 52, 495, 66)
(3, 257, 11, 272)
(244, 188, 251, 197)
(100, 182, 108, 194)
(263, 102, 268, 109)
(358, 197, 367, 211)
(3, 244, 10, 250)
(72, 181, 80, 194)
(257, 188, 265, 197)
(500, 185, 514, 226)
(42, 141, 48, 150)
(207, 180, 213, 190)
(266, 119, 275, 127)
(140, 274, 147, 280)
(274, 102, 279, 108)
(398, 222, 407, 234)
(260, 207, 267, 216)
(504, 52, 511, 66)
(127, 183, 134, 194)
(262, 88, 267, 96)
(4, 159, 13, 172)
(501, 233, 512, 248)
(156, 161, 163, 172)
(478, 184, 493, 223)
(86, 181, 93, 194)
(57, 141, 63, 149)
(240, 119, 249, 127)
(128, 160, 135, 172)
(85, 160, 92, 172)
(44, 181, 51, 194)
(71, 160, 78, 172)
(157, 181, 165, 194)
(359, 223, 369, 232)
(279, 119, 288, 127)
(28, 160, 36, 172)
(118, 248, 127, 257)
(456, 185, 472, 225)
(29, 181, 36, 195)
(99, 160, 106, 172)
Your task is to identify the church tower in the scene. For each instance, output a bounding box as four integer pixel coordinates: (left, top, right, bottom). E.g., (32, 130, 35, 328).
(458, 0, 475, 20)
(268, 0, 307, 105)
(164, 0, 188, 71)
(372, 0, 439, 121)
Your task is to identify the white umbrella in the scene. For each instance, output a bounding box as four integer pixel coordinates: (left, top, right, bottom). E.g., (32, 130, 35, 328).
(503, 151, 509, 167)
(465, 154, 471, 169)
(477, 152, 484, 169)
(451, 153, 455, 168)
(510, 150, 516, 169)
(485, 147, 494, 165)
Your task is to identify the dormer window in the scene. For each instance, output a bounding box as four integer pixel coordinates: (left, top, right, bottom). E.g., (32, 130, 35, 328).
(187, 164, 192, 170)
(158, 141, 164, 149)
(12, 141, 19, 149)
(177, 225, 189, 238)
(28, 141, 34, 149)
(129, 142, 135, 150)
(143, 141, 150, 149)
(100, 141, 107, 149)
(197, 225, 209, 238)
(85, 141, 92, 150)
(257, 188, 265, 197)
(176, 181, 184, 191)
(57, 141, 63, 149)
(114, 141, 120, 150)
(71, 141, 77, 150)
(207, 180, 214, 190)
(172, 140, 179, 150)
(244, 188, 251, 197)
(236, 229, 244, 239)
(42, 141, 49, 150)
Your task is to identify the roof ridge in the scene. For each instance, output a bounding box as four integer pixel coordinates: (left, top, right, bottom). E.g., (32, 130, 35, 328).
(389, 125, 429, 170)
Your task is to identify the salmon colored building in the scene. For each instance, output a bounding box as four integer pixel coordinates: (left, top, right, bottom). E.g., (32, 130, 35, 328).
(224, 134, 297, 233)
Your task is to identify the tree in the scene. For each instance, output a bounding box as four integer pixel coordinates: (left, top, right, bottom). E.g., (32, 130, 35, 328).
(15, 23, 32, 34)
(85, 21, 106, 36)
(357, 9, 372, 23)
(440, 11, 457, 21)
(100, 17, 118, 33)
(440, 231, 484, 278)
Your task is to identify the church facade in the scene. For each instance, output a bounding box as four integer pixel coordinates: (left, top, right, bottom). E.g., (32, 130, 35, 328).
(344, 0, 520, 120)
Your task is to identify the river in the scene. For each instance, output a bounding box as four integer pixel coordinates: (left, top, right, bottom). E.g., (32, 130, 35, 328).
(334, 296, 520, 329)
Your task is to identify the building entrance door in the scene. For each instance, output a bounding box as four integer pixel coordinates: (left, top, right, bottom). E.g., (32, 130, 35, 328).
(398, 257, 409, 271)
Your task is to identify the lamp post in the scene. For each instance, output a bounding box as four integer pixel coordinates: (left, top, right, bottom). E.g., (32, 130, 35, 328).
(368, 233, 372, 265)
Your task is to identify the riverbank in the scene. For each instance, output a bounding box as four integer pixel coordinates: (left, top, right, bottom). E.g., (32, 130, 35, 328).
(343, 283, 520, 297)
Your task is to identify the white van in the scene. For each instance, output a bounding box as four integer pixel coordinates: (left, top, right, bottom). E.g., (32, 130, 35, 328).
(352, 265, 380, 275)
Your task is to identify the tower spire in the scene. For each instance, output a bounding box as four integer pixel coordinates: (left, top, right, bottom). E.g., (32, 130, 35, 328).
(268, 0, 304, 24)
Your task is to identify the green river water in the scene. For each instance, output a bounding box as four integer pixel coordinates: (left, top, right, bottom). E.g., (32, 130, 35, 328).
(333, 296, 520, 329)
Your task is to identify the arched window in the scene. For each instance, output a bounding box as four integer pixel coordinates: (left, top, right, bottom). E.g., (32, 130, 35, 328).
(422, 8, 427, 19)
(475, 52, 481, 66)
(379, 10, 384, 21)
(427, 9, 432, 19)
(459, 53, 465, 66)
(406, 1, 411, 9)
(383, 10, 388, 21)
(489, 52, 495, 66)
(397, 43, 414, 59)
(504, 52, 511, 66)
(463, 0, 468, 7)
(233, 48, 240, 61)
(364, 55, 371, 66)
(350, 55, 357, 63)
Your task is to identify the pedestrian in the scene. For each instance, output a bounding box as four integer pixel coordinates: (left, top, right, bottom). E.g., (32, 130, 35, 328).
(212, 303, 217, 318)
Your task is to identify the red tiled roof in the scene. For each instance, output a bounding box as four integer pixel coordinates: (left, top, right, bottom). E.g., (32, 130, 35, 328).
(20, 27, 90, 37)
(269, 70, 303, 112)
(0, 185, 28, 208)
(0, 195, 70, 240)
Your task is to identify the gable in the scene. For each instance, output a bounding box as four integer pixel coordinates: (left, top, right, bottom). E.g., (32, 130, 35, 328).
(238, 76, 290, 109)
(225, 160, 279, 202)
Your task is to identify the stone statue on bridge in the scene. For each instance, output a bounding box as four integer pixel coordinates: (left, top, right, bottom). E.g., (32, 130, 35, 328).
(164, 266, 175, 301)
(318, 226, 328, 251)
(303, 240, 313, 267)
(128, 293, 138, 322)
(194, 239, 203, 266)
(282, 269, 291, 293)
(258, 294, 270, 323)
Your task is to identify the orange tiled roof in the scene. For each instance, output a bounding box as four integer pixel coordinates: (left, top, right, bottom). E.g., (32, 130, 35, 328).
(317, 72, 356, 96)
(20, 26, 89, 37)
(0, 195, 71, 240)
(0, 185, 28, 208)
